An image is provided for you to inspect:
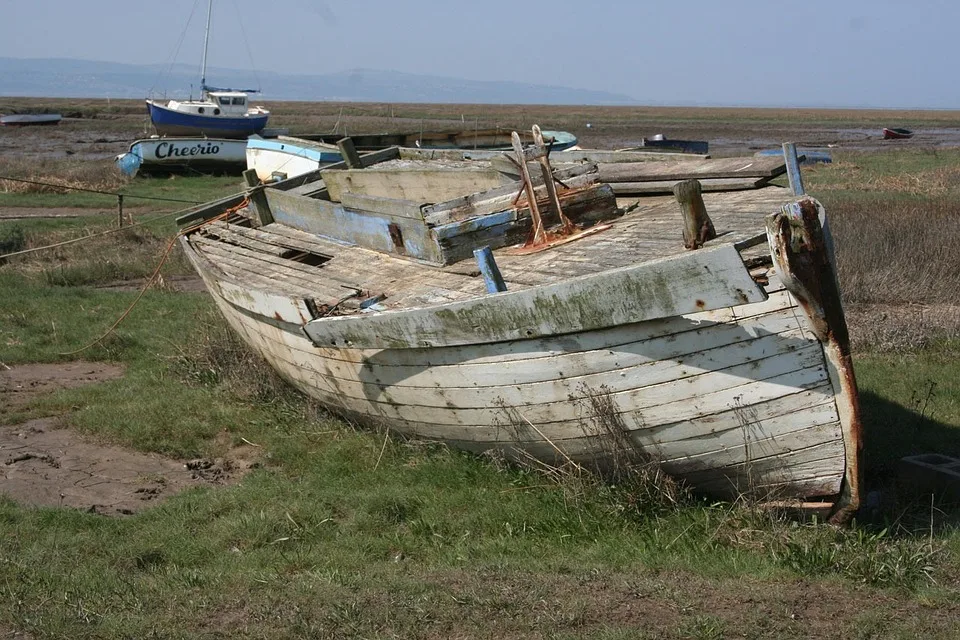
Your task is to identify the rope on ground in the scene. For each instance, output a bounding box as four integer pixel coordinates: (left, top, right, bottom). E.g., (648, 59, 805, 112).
(0, 175, 204, 204)
(59, 198, 249, 356)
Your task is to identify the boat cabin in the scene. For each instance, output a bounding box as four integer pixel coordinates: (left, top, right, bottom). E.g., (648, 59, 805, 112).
(163, 91, 260, 118)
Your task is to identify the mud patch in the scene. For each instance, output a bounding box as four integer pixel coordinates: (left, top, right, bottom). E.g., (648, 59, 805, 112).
(0, 361, 258, 515)
(0, 361, 126, 414)
(1, 417, 254, 515)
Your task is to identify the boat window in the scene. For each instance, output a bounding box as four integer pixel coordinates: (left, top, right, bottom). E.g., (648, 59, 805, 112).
(213, 108, 221, 115)
(198, 107, 205, 114)
(233, 97, 246, 106)
(217, 96, 228, 105)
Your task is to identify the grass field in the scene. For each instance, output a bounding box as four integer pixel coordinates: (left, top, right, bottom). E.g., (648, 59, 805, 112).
(1, 101, 959, 638)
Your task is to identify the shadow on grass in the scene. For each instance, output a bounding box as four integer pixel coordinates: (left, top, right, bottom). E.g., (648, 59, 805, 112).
(859, 389, 960, 529)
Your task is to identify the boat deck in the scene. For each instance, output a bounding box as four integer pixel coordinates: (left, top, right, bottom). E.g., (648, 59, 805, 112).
(191, 186, 793, 313)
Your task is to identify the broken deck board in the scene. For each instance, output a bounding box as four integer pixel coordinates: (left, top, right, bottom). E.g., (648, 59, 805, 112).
(598, 156, 788, 183)
(610, 176, 771, 195)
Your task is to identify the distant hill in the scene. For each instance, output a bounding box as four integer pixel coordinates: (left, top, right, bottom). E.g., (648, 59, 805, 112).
(0, 57, 637, 105)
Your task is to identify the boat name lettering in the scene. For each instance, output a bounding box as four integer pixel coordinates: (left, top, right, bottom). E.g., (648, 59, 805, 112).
(154, 141, 222, 159)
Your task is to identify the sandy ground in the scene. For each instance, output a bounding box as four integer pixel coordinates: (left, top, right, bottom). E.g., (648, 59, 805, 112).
(0, 362, 258, 516)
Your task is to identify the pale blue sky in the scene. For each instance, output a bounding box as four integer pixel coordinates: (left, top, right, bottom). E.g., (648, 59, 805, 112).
(1, 0, 957, 108)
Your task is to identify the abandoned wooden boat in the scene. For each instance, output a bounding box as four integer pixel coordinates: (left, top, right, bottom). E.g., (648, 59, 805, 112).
(178, 127, 863, 523)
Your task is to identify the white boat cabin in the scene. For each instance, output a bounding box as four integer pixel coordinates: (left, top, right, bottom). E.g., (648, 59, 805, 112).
(163, 91, 266, 118)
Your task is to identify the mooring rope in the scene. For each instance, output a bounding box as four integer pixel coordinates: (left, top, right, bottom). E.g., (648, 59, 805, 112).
(58, 198, 249, 356)
(0, 204, 200, 261)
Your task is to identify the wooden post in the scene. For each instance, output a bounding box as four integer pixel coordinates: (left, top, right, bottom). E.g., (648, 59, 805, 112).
(672, 179, 716, 250)
(116, 194, 124, 228)
(337, 137, 362, 169)
(242, 168, 273, 225)
(531, 124, 573, 233)
(473, 246, 507, 293)
(511, 131, 546, 245)
(783, 142, 805, 196)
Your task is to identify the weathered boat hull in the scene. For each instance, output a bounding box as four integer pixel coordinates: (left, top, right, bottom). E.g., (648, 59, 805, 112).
(116, 137, 248, 177)
(882, 127, 913, 140)
(180, 194, 861, 522)
(0, 113, 61, 126)
(246, 137, 344, 181)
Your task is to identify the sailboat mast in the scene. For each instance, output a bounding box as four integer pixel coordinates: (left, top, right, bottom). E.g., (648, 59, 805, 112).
(199, 0, 213, 91)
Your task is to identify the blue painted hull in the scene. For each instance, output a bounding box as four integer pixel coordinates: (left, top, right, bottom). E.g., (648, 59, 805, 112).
(147, 101, 268, 139)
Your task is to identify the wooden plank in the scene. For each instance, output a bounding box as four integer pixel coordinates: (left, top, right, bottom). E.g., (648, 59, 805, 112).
(322, 166, 505, 203)
(563, 150, 709, 162)
(215, 278, 315, 325)
(265, 188, 444, 263)
(610, 177, 769, 195)
(598, 156, 787, 183)
(267, 146, 402, 192)
(303, 243, 766, 349)
(399, 148, 708, 163)
(422, 164, 599, 225)
(175, 192, 246, 228)
(340, 192, 426, 221)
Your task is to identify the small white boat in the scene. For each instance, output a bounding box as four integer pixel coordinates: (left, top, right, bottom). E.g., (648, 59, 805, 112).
(115, 137, 248, 177)
(0, 113, 62, 126)
(246, 136, 343, 182)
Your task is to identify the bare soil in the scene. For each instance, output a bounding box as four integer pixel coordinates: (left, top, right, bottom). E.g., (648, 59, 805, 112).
(0, 362, 256, 516)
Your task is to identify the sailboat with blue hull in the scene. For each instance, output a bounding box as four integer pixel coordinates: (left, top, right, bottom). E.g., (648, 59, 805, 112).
(146, 0, 269, 139)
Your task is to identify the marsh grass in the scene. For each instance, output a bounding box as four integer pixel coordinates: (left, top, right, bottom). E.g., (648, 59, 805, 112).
(804, 151, 960, 351)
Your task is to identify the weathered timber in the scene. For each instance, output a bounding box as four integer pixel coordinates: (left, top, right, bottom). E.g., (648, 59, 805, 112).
(782, 142, 806, 196)
(610, 176, 769, 195)
(265, 188, 444, 263)
(243, 168, 273, 225)
(473, 246, 507, 293)
(598, 156, 787, 183)
(422, 163, 598, 225)
(766, 198, 862, 525)
(175, 192, 247, 228)
(302, 243, 766, 349)
(399, 148, 709, 163)
(337, 137, 362, 169)
(673, 179, 717, 250)
(340, 193, 426, 221)
(266, 146, 403, 193)
(323, 164, 505, 203)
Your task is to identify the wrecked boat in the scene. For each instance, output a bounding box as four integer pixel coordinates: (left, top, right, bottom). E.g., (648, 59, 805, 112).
(178, 127, 863, 523)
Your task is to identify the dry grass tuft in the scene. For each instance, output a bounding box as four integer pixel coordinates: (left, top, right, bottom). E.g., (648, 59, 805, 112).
(828, 195, 960, 350)
(0, 157, 127, 194)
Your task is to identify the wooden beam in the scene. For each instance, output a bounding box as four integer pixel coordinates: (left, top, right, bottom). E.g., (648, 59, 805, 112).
(673, 179, 717, 250)
(303, 244, 766, 349)
(337, 137, 363, 169)
(782, 142, 806, 196)
(473, 246, 507, 293)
